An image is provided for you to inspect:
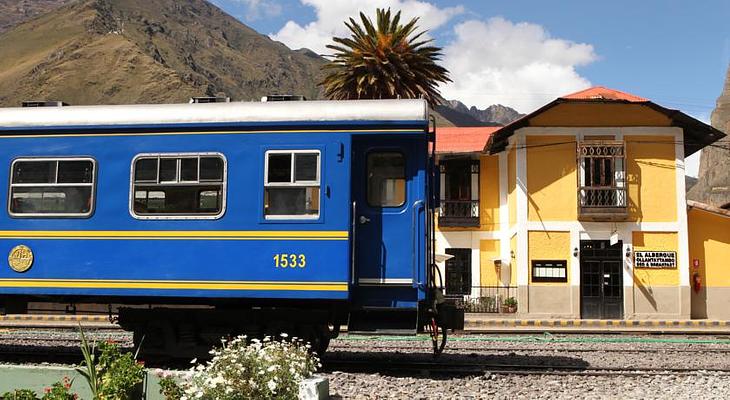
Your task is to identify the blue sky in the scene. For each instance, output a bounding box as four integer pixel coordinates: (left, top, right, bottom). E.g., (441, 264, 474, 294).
(210, 0, 729, 175)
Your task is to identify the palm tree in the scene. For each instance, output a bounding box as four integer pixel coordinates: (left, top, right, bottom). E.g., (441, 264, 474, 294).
(320, 8, 451, 106)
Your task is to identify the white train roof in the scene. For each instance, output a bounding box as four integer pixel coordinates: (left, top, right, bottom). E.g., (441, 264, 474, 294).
(0, 99, 429, 129)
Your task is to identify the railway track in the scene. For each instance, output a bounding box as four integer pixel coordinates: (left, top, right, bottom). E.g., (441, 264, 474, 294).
(322, 358, 730, 377)
(329, 343, 730, 354)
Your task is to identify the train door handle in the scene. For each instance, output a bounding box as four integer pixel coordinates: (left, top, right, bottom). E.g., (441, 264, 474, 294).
(358, 215, 370, 224)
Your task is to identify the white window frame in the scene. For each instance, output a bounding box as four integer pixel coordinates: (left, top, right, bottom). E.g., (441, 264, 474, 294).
(263, 149, 321, 220)
(8, 157, 97, 218)
(129, 152, 227, 220)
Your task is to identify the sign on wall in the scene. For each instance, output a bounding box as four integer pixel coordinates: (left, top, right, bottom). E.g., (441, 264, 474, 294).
(634, 251, 677, 269)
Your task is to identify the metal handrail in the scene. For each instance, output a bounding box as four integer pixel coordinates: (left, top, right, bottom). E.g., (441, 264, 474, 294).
(350, 201, 356, 284)
(412, 200, 425, 288)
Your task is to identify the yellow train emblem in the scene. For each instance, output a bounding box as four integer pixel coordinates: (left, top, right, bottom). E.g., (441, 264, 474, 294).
(8, 245, 33, 273)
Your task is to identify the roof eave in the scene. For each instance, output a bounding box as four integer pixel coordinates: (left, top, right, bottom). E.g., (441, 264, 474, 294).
(484, 99, 726, 155)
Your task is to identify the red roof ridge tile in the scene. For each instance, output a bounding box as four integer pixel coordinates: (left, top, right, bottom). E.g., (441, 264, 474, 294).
(561, 86, 648, 102)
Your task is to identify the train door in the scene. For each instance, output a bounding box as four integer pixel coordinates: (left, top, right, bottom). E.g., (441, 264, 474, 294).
(348, 135, 426, 332)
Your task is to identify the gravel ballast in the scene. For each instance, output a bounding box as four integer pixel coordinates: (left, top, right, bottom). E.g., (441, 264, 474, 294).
(322, 333, 730, 399)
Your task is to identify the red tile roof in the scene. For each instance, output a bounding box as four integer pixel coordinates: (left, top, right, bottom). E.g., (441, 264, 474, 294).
(561, 86, 648, 102)
(436, 126, 500, 154)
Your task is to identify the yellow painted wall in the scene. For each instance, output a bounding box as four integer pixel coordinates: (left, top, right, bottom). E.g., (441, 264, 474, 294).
(508, 149, 516, 228)
(526, 136, 577, 222)
(479, 155, 500, 231)
(479, 239, 501, 286)
(528, 231, 571, 285)
(688, 208, 730, 287)
(529, 103, 673, 127)
(626, 135, 677, 222)
(632, 231, 679, 286)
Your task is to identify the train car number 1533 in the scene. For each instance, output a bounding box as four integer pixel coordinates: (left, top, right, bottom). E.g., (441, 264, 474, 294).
(273, 254, 307, 268)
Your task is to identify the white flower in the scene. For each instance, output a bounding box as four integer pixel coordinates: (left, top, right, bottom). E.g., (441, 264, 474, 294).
(267, 380, 277, 392)
(280, 333, 289, 338)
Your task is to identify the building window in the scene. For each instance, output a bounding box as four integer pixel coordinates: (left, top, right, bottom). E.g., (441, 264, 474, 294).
(531, 260, 568, 283)
(578, 141, 627, 215)
(9, 158, 96, 217)
(264, 150, 320, 218)
(367, 152, 405, 207)
(131, 153, 226, 219)
(438, 157, 479, 227)
(445, 248, 472, 295)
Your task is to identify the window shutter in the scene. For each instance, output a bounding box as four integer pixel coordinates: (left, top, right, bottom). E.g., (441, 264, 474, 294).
(470, 161, 479, 217)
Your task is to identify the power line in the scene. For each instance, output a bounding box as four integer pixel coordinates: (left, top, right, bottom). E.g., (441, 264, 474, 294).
(501, 140, 730, 152)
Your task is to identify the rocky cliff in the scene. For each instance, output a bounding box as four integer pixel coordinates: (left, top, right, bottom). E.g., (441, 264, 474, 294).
(0, 0, 70, 34)
(0, 0, 326, 106)
(443, 100, 524, 126)
(688, 66, 730, 207)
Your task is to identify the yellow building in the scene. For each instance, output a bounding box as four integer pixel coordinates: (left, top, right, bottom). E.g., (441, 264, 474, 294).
(435, 86, 727, 319)
(687, 201, 730, 319)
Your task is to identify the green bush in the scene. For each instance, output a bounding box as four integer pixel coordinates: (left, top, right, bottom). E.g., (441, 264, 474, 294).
(1, 389, 38, 400)
(77, 328, 145, 400)
(179, 334, 320, 400)
(0, 379, 77, 400)
(157, 375, 184, 400)
(42, 378, 77, 400)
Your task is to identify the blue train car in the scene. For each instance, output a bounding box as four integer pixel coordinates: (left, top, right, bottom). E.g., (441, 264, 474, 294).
(0, 99, 447, 355)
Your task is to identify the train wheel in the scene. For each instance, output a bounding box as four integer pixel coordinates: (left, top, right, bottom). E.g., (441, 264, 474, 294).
(427, 317, 447, 356)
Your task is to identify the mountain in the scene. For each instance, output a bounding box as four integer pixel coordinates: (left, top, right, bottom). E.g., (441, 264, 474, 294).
(0, 0, 521, 131)
(0, 0, 326, 106)
(688, 65, 730, 207)
(0, 0, 70, 35)
(442, 100, 524, 126)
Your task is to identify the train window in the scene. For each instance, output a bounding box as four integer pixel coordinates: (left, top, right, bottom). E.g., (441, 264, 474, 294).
(9, 158, 96, 217)
(131, 153, 226, 219)
(264, 150, 320, 219)
(367, 152, 406, 207)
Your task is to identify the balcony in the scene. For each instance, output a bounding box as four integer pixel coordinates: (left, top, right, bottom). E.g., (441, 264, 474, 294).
(439, 200, 480, 227)
(579, 186, 628, 221)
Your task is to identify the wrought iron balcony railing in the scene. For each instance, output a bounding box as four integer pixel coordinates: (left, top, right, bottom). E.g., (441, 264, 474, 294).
(578, 186, 628, 220)
(438, 200, 480, 227)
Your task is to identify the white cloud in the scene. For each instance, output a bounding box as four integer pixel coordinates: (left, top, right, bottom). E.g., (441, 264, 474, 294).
(270, 0, 464, 55)
(440, 17, 598, 113)
(233, 0, 282, 21)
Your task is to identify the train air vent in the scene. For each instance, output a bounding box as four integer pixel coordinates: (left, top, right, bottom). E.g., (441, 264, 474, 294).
(260, 95, 307, 102)
(21, 101, 68, 107)
(189, 97, 231, 104)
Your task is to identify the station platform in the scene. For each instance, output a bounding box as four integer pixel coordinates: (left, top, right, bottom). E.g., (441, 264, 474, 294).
(0, 314, 114, 328)
(464, 313, 730, 334)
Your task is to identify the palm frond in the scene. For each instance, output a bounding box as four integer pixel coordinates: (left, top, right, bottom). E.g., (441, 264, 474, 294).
(320, 7, 451, 106)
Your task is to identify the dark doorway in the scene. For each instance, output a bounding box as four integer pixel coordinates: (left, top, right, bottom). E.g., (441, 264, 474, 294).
(580, 240, 623, 319)
(445, 248, 471, 295)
